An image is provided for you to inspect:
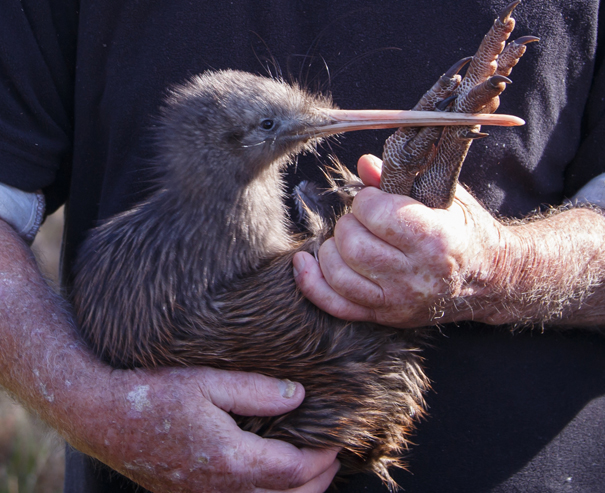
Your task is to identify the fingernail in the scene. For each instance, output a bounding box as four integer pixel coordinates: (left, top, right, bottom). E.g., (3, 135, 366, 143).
(367, 154, 383, 168)
(292, 255, 304, 279)
(278, 379, 296, 398)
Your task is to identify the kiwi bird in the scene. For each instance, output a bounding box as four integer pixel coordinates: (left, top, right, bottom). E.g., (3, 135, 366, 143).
(73, 2, 533, 489)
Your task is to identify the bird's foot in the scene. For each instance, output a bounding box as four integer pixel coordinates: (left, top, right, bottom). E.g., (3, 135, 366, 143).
(381, 1, 538, 208)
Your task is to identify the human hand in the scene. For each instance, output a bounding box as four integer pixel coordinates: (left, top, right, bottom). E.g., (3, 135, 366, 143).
(0, 219, 338, 493)
(294, 154, 509, 328)
(76, 366, 339, 493)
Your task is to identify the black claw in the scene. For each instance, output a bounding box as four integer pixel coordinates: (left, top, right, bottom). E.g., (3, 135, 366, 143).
(436, 95, 457, 111)
(498, 0, 521, 24)
(444, 56, 473, 78)
(489, 75, 513, 87)
(513, 35, 540, 45)
(461, 129, 489, 140)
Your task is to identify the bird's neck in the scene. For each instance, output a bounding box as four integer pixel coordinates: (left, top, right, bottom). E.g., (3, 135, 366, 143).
(152, 165, 293, 290)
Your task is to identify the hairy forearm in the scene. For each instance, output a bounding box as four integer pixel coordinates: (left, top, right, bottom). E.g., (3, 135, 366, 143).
(0, 221, 255, 478)
(0, 220, 339, 492)
(461, 206, 605, 328)
(0, 219, 117, 453)
(0, 219, 195, 479)
(297, 171, 605, 332)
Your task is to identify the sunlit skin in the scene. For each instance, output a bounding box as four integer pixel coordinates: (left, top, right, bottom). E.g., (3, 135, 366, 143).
(0, 221, 339, 493)
(295, 155, 605, 330)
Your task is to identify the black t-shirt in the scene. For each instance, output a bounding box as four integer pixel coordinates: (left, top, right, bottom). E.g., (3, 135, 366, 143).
(1, 1, 605, 491)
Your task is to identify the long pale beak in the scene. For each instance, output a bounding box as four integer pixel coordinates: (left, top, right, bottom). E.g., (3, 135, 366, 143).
(310, 108, 524, 137)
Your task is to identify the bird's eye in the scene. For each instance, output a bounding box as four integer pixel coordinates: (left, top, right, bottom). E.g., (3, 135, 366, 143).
(260, 119, 275, 130)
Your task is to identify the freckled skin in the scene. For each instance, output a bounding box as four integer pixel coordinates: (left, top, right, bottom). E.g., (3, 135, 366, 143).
(313, 183, 507, 328)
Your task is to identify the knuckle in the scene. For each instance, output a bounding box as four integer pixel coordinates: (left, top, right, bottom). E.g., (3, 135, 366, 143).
(373, 287, 387, 308)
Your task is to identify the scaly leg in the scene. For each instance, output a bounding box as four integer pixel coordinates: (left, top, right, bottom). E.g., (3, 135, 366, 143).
(381, 1, 538, 208)
(381, 57, 471, 196)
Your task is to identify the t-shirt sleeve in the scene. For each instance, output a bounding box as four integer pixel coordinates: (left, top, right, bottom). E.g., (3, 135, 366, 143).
(0, 0, 77, 196)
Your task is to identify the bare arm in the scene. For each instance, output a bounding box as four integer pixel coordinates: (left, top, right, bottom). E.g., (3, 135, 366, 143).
(0, 220, 339, 492)
(295, 155, 605, 330)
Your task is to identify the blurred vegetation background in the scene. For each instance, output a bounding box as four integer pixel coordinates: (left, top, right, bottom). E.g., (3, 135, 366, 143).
(0, 207, 66, 493)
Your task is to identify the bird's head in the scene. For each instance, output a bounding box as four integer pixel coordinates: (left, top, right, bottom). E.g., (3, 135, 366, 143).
(156, 69, 523, 190)
(157, 70, 337, 189)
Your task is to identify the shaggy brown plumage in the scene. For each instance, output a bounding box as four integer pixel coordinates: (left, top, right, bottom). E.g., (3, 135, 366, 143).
(73, 70, 429, 488)
(72, 3, 532, 489)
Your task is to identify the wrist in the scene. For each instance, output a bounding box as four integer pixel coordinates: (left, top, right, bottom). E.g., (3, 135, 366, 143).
(57, 365, 159, 461)
(439, 202, 517, 325)
(61, 366, 204, 486)
(473, 224, 533, 325)
(437, 207, 533, 326)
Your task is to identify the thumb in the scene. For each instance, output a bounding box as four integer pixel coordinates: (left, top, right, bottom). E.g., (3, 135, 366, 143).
(195, 367, 305, 417)
(357, 154, 382, 187)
